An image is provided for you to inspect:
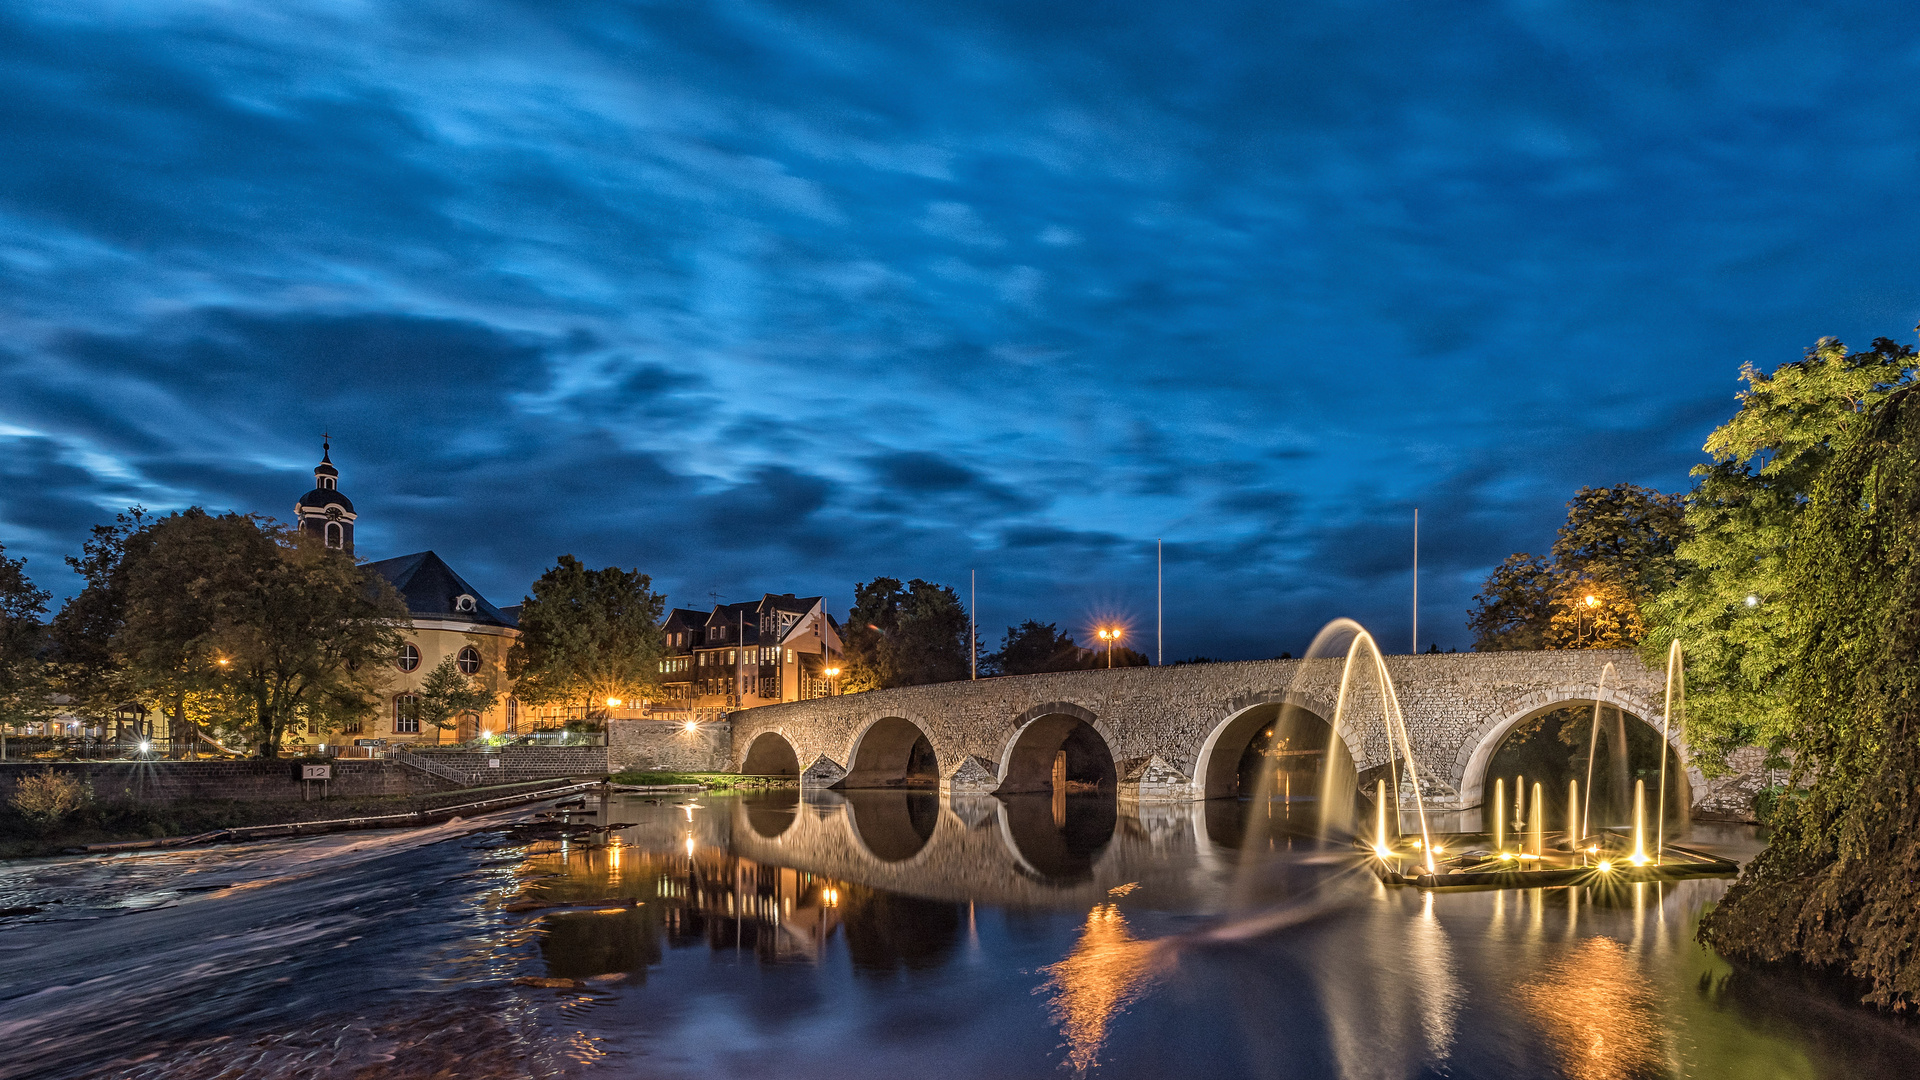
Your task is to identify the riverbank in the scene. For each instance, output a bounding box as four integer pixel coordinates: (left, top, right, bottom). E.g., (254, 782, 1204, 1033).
(0, 778, 582, 859)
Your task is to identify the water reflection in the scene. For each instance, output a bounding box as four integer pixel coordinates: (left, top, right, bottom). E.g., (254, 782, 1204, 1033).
(999, 793, 1117, 883)
(1039, 903, 1168, 1074)
(1517, 936, 1665, 1080)
(842, 789, 939, 862)
(746, 788, 800, 838)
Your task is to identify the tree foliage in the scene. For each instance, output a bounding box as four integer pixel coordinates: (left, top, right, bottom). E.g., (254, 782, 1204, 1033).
(1468, 484, 1683, 652)
(416, 654, 498, 734)
(985, 619, 1147, 674)
(508, 556, 665, 711)
(1700, 381, 1920, 1010)
(841, 577, 969, 691)
(9, 768, 87, 824)
(0, 543, 51, 728)
(1643, 336, 1918, 764)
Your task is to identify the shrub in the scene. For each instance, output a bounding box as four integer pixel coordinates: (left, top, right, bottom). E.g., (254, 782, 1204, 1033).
(9, 768, 89, 823)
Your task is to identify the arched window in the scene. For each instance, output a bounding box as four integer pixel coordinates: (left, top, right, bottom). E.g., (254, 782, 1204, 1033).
(394, 694, 420, 733)
(456, 646, 481, 675)
(397, 643, 420, 672)
(325, 522, 343, 548)
(505, 697, 519, 733)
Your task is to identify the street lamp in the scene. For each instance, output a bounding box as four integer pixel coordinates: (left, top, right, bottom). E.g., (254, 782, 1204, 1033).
(1097, 627, 1123, 668)
(824, 666, 841, 696)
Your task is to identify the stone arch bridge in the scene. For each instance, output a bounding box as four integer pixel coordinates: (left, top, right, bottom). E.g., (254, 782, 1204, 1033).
(724, 650, 1707, 821)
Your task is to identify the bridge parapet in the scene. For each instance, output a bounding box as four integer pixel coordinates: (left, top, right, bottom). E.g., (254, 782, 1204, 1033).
(731, 650, 1684, 810)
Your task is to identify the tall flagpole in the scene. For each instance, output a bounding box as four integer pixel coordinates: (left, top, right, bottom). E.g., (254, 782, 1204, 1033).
(1156, 539, 1163, 666)
(970, 569, 977, 680)
(1412, 509, 1419, 655)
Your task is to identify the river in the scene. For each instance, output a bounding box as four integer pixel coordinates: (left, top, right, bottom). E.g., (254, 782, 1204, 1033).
(0, 789, 1914, 1079)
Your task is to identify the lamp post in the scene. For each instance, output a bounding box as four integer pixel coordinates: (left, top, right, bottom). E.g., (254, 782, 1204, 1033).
(1097, 628, 1122, 668)
(824, 666, 841, 697)
(1575, 594, 1598, 646)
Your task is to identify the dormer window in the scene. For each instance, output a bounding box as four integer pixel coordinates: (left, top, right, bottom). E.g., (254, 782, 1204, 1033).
(453, 594, 477, 613)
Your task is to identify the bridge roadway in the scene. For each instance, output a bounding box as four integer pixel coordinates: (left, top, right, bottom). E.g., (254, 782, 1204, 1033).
(729, 650, 1699, 820)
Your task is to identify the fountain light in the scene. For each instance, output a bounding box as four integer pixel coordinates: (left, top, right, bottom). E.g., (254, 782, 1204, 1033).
(1374, 845, 1393, 859)
(1431, 846, 1445, 856)
(1597, 860, 1614, 872)
(1500, 852, 1514, 860)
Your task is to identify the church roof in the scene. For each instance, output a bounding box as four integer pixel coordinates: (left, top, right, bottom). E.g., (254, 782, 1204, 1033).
(364, 550, 517, 628)
(297, 488, 355, 514)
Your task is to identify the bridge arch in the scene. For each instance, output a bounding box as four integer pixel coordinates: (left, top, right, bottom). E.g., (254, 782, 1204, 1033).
(1190, 692, 1357, 801)
(1457, 685, 1683, 809)
(741, 730, 801, 777)
(839, 715, 940, 789)
(994, 703, 1118, 795)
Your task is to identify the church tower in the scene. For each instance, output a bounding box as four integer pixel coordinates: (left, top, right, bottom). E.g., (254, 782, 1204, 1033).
(294, 437, 357, 555)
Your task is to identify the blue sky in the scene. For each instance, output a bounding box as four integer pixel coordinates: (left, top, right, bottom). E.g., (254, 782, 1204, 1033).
(3, 0, 1919, 658)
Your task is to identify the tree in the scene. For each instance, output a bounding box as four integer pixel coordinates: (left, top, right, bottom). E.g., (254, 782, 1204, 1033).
(987, 620, 1086, 676)
(1643, 335, 1918, 764)
(416, 655, 498, 736)
(47, 509, 151, 718)
(116, 511, 408, 757)
(0, 543, 51, 736)
(841, 578, 969, 691)
(508, 556, 665, 714)
(1468, 484, 1685, 652)
(1699, 380, 1920, 1009)
(1467, 554, 1556, 651)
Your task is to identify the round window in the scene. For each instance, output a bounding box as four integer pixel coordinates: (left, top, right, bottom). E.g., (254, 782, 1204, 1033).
(397, 643, 420, 672)
(456, 646, 481, 675)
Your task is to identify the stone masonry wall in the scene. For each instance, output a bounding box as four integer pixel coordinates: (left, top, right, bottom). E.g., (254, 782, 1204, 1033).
(724, 651, 1757, 811)
(0, 759, 446, 804)
(606, 720, 732, 773)
(406, 746, 610, 783)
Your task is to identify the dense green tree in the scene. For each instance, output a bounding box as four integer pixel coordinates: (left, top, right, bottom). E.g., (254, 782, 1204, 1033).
(416, 655, 499, 736)
(508, 556, 665, 713)
(0, 543, 51, 735)
(47, 509, 151, 716)
(1643, 336, 1918, 764)
(1469, 485, 1684, 652)
(841, 578, 969, 691)
(986, 620, 1085, 676)
(114, 511, 408, 757)
(1467, 554, 1556, 651)
(1700, 381, 1920, 1009)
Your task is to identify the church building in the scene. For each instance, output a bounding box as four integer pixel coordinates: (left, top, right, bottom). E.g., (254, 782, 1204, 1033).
(294, 443, 522, 748)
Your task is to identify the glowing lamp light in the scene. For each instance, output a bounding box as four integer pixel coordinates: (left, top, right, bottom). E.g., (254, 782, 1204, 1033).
(683, 721, 699, 733)
(1745, 595, 1760, 607)
(1584, 595, 1598, 607)
(1373, 845, 1392, 859)
(824, 667, 841, 677)
(606, 697, 623, 708)
(1598, 860, 1614, 872)
(137, 740, 150, 753)
(683, 837, 696, 856)
(216, 657, 230, 667)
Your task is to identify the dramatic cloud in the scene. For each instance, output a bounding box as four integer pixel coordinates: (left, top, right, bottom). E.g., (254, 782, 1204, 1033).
(3, 0, 1919, 657)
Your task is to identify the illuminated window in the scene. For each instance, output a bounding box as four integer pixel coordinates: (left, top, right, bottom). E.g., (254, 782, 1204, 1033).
(456, 646, 481, 675)
(505, 697, 518, 733)
(786, 649, 794, 663)
(728, 650, 736, 663)
(397, 643, 420, 672)
(394, 694, 420, 733)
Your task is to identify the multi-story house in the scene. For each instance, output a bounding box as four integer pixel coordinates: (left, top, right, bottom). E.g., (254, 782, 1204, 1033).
(657, 594, 843, 717)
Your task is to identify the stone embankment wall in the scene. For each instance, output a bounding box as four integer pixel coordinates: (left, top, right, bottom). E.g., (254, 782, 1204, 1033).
(726, 651, 1776, 815)
(405, 745, 610, 783)
(0, 759, 450, 804)
(607, 720, 731, 773)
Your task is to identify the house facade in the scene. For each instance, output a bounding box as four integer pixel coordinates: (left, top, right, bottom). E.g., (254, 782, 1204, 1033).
(656, 594, 844, 719)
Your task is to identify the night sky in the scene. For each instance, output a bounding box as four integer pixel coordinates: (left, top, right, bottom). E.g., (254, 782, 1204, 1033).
(3, 1, 1919, 659)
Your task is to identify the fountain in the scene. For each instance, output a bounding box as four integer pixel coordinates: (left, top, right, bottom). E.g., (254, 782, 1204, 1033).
(1491, 778, 1504, 854)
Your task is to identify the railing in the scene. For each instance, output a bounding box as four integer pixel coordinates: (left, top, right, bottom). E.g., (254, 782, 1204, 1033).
(393, 748, 480, 785)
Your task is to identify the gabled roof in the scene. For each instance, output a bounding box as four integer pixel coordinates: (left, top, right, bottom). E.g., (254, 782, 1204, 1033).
(663, 607, 709, 630)
(364, 550, 517, 628)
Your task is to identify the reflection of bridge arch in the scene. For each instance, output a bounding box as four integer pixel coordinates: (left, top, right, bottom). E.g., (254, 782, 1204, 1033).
(842, 790, 940, 862)
(840, 716, 939, 789)
(741, 731, 801, 777)
(995, 702, 1118, 795)
(1456, 685, 1683, 808)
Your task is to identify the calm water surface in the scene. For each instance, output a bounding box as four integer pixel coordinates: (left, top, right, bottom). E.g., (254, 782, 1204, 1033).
(0, 790, 1914, 1079)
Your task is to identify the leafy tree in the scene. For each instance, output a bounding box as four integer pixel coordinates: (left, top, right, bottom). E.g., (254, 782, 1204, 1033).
(987, 620, 1084, 676)
(1643, 336, 1918, 764)
(1469, 484, 1684, 652)
(1700, 381, 1920, 1009)
(47, 509, 151, 717)
(115, 511, 408, 757)
(508, 556, 665, 713)
(841, 578, 969, 691)
(0, 544, 51, 735)
(416, 654, 499, 735)
(1467, 554, 1556, 651)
